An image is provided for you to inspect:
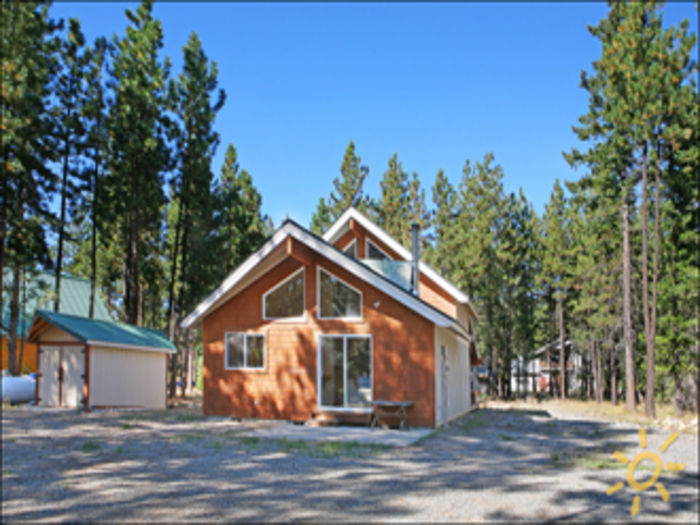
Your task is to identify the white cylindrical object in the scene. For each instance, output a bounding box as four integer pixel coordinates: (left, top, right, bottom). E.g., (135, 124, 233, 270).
(1, 375, 36, 403)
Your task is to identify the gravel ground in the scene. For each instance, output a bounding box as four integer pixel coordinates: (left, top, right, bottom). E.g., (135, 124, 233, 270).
(2, 404, 697, 522)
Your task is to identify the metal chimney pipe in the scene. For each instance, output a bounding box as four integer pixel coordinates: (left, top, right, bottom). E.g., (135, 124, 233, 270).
(411, 223, 420, 296)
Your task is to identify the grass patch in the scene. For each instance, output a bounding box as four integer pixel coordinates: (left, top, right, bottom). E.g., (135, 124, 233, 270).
(122, 411, 170, 421)
(3, 471, 15, 478)
(234, 436, 389, 458)
(550, 451, 660, 472)
(114, 446, 125, 454)
(121, 423, 134, 430)
(418, 428, 443, 442)
(80, 440, 101, 453)
(174, 412, 207, 422)
(168, 432, 201, 443)
(499, 434, 515, 441)
(461, 412, 486, 434)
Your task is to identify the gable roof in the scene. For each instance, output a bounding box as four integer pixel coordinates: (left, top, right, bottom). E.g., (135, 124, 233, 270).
(323, 207, 478, 318)
(29, 310, 176, 354)
(181, 219, 470, 340)
(1, 270, 112, 338)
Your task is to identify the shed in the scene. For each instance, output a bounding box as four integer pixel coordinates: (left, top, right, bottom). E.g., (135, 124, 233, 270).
(28, 310, 175, 410)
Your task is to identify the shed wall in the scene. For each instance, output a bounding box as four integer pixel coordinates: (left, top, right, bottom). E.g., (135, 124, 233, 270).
(434, 326, 472, 426)
(89, 347, 167, 409)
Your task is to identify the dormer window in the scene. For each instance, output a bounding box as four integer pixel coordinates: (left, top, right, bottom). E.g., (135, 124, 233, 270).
(366, 239, 390, 260)
(342, 239, 357, 258)
(263, 267, 305, 320)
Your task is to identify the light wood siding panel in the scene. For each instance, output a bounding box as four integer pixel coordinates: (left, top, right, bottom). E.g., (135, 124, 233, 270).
(457, 304, 473, 332)
(39, 346, 60, 406)
(89, 347, 167, 409)
(39, 325, 80, 342)
(61, 346, 84, 408)
(434, 327, 471, 425)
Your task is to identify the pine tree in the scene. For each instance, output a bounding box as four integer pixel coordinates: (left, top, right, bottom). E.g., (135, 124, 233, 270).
(215, 143, 269, 278)
(452, 153, 505, 396)
(78, 36, 110, 318)
(52, 17, 89, 312)
(1, 0, 59, 374)
(106, 0, 172, 325)
(311, 140, 370, 234)
(166, 31, 225, 396)
(427, 169, 457, 275)
(540, 180, 572, 399)
(565, 2, 640, 411)
(373, 153, 410, 243)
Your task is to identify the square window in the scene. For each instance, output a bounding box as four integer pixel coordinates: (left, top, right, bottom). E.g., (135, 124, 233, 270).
(225, 333, 265, 370)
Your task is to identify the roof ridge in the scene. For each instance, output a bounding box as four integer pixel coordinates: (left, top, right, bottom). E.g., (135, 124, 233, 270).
(34, 309, 165, 334)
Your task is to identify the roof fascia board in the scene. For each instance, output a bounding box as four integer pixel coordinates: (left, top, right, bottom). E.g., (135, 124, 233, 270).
(182, 221, 465, 333)
(181, 224, 296, 328)
(87, 340, 176, 354)
(323, 208, 475, 309)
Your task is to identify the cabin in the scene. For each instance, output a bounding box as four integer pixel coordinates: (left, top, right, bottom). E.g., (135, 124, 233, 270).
(182, 207, 478, 427)
(28, 310, 175, 410)
(510, 340, 582, 395)
(1, 270, 111, 373)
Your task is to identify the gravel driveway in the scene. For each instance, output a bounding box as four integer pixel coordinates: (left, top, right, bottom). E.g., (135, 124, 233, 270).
(2, 404, 697, 522)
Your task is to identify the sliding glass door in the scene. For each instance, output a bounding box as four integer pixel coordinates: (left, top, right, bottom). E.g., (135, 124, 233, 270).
(319, 335, 372, 409)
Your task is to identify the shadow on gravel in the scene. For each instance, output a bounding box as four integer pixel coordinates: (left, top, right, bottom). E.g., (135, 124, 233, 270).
(2, 406, 694, 522)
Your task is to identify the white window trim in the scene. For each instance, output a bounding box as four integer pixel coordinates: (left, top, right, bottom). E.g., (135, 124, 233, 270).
(365, 238, 391, 260)
(341, 238, 357, 258)
(224, 332, 266, 371)
(317, 333, 373, 412)
(262, 266, 306, 322)
(317, 266, 363, 321)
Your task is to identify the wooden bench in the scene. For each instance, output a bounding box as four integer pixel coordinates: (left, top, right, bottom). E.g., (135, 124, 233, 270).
(370, 400, 414, 429)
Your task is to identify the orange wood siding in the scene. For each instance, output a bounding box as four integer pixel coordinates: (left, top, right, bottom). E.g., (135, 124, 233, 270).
(202, 237, 436, 427)
(1, 338, 37, 372)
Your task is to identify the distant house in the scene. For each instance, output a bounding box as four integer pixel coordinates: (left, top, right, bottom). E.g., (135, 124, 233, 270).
(182, 207, 478, 427)
(510, 340, 582, 395)
(1, 271, 111, 372)
(28, 310, 175, 410)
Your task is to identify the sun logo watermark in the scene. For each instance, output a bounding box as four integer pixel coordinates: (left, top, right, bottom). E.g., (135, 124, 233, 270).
(606, 428, 686, 517)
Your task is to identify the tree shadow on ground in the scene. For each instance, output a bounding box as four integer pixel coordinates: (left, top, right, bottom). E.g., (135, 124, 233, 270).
(1, 406, 696, 522)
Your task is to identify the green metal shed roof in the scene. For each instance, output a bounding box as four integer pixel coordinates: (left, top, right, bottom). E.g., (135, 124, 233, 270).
(31, 310, 175, 353)
(2, 270, 111, 338)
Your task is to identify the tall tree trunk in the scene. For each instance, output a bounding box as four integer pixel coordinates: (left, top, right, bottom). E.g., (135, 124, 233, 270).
(166, 197, 183, 342)
(17, 267, 27, 373)
(611, 349, 618, 405)
(8, 264, 21, 376)
(641, 142, 655, 418)
(55, 131, 72, 313)
(646, 150, 662, 418)
(0, 174, 6, 329)
(183, 327, 192, 397)
(89, 165, 99, 319)
(621, 191, 635, 411)
(593, 341, 602, 403)
(546, 344, 554, 397)
(486, 300, 494, 398)
(559, 293, 566, 399)
(169, 322, 181, 400)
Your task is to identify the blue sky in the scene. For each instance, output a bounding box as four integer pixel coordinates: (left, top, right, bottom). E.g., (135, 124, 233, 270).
(50, 1, 698, 227)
